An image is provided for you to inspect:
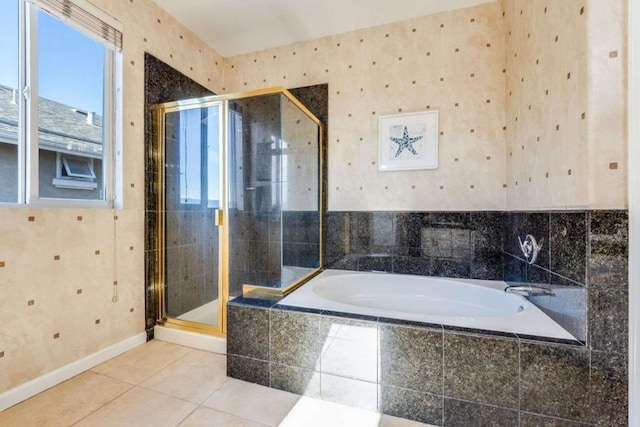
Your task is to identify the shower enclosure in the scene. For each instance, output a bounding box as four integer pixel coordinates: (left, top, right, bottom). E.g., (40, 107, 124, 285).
(151, 88, 322, 336)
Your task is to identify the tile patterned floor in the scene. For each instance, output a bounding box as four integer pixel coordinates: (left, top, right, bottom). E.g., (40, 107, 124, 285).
(0, 340, 434, 427)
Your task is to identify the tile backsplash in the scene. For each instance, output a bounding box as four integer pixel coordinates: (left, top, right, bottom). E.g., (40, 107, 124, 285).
(325, 209, 628, 346)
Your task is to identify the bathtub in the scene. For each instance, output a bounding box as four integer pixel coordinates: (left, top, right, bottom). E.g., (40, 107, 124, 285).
(280, 269, 576, 341)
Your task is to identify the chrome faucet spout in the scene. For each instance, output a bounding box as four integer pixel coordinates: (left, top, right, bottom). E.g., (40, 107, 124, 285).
(504, 284, 555, 297)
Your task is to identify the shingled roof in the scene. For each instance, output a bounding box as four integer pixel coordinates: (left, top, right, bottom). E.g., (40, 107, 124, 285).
(0, 84, 103, 158)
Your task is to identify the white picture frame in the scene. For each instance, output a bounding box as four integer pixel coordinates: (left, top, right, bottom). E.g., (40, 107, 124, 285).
(378, 110, 439, 171)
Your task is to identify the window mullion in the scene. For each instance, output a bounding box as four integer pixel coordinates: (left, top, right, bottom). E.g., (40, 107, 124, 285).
(24, 1, 39, 204)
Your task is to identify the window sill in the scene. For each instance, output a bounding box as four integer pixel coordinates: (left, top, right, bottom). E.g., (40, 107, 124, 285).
(52, 178, 98, 190)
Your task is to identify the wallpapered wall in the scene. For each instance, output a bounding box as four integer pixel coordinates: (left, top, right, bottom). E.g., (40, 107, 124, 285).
(0, 0, 628, 396)
(504, 0, 626, 210)
(224, 2, 508, 211)
(0, 0, 224, 393)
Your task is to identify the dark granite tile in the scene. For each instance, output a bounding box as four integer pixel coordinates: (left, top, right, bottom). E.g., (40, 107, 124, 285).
(320, 317, 378, 382)
(327, 255, 358, 270)
(503, 253, 527, 282)
(443, 334, 519, 408)
(228, 295, 281, 308)
(442, 326, 517, 340)
(227, 354, 269, 387)
(520, 343, 589, 422)
(379, 324, 443, 394)
(319, 310, 379, 323)
(392, 255, 432, 276)
(269, 363, 320, 398)
(590, 210, 628, 235)
(443, 398, 518, 426)
(321, 374, 378, 412)
(515, 334, 583, 347)
(589, 211, 628, 289)
(378, 317, 443, 330)
(431, 259, 470, 278)
(504, 212, 549, 269)
(352, 212, 394, 253)
(356, 255, 393, 272)
(470, 211, 505, 252)
(430, 212, 471, 229)
(550, 212, 587, 285)
(470, 252, 503, 280)
(394, 212, 429, 248)
(270, 309, 322, 369)
(588, 288, 628, 353)
(324, 212, 348, 264)
(527, 263, 551, 284)
(226, 305, 270, 360)
(519, 413, 586, 427)
(589, 351, 628, 426)
(272, 304, 323, 315)
(379, 385, 443, 426)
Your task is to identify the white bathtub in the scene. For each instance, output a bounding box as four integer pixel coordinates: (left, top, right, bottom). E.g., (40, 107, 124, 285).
(280, 269, 576, 341)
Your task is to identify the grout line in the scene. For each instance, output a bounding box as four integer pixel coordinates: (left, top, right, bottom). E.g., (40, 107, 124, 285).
(68, 379, 134, 426)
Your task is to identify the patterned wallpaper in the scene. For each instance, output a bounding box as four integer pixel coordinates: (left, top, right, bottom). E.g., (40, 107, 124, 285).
(224, 3, 508, 212)
(0, 0, 628, 397)
(0, 0, 224, 393)
(504, 0, 626, 210)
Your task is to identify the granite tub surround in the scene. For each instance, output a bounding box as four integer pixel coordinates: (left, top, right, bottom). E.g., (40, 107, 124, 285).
(325, 211, 505, 281)
(503, 210, 628, 351)
(227, 298, 627, 425)
(324, 209, 628, 350)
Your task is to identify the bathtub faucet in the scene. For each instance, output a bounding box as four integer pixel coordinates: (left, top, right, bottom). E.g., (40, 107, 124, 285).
(504, 284, 555, 297)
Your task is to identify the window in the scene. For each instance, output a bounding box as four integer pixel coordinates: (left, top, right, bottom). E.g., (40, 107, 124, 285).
(0, 0, 122, 206)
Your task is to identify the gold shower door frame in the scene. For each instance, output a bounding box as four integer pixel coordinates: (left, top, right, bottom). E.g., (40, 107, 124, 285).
(152, 87, 323, 337)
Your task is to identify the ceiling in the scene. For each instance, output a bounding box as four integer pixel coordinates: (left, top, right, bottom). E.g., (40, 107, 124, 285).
(151, 0, 496, 57)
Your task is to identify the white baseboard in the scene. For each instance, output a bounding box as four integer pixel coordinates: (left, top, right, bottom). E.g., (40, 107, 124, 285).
(154, 326, 226, 354)
(0, 332, 147, 412)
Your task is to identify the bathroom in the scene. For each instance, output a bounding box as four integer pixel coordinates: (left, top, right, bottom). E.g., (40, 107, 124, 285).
(0, 0, 635, 426)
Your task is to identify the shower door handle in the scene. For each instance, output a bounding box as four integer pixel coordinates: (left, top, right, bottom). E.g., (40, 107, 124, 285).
(214, 209, 223, 226)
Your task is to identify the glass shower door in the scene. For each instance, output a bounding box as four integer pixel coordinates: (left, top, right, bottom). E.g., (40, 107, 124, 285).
(162, 102, 223, 330)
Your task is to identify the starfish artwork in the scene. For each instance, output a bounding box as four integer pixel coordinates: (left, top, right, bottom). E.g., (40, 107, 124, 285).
(390, 126, 423, 158)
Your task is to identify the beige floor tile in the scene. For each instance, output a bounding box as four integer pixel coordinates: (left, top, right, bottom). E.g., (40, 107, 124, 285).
(279, 396, 382, 427)
(178, 407, 267, 427)
(140, 349, 228, 403)
(91, 340, 192, 384)
(73, 386, 197, 427)
(380, 414, 436, 427)
(278, 396, 436, 427)
(203, 379, 299, 427)
(0, 371, 132, 427)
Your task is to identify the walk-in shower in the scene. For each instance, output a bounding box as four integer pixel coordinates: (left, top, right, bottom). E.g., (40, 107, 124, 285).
(151, 88, 323, 336)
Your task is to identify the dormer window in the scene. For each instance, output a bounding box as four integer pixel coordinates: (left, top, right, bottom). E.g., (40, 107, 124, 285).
(52, 153, 98, 190)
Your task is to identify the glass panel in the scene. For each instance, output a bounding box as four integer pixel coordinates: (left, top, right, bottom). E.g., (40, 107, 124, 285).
(37, 9, 106, 200)
(227, 94, 284, 296)
(164, 105, 220, 327)
(227, 92, 321, 295)
(0, 0, 20, 203)
(280, 97, 321, 284)
(178, 109, 202, 204)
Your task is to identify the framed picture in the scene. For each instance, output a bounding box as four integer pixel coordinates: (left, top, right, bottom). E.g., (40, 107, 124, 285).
(378, 110, 439, 171)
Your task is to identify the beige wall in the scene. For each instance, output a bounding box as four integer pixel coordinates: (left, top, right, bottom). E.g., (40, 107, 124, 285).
(504, 0, 627, 210)
(0, 0, 224, 393)
(224, 3, 508, 211)
(0, 0, 628, 397)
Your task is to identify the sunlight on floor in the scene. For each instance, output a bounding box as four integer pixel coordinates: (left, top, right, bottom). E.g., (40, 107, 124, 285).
(280, 396, 382, 427)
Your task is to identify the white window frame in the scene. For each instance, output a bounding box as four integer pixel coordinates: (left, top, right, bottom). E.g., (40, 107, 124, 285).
(1, 0, 122, 208)
(60, 154, 96, 180)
